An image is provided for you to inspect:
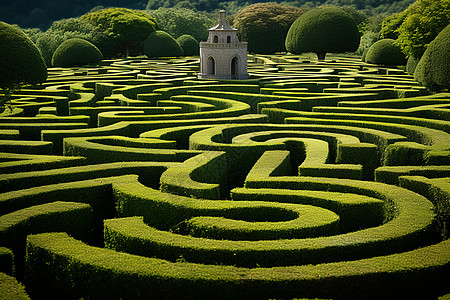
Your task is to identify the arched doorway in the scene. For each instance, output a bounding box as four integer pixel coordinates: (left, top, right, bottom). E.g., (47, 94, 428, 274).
(231, 57, 239, 79)
(207, 56, 215, 75)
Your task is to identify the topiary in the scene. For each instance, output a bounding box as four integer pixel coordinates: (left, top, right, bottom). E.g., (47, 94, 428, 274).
(365, 38, 407, 66)
(0, 21, 47, 109)
(143, 30, 183, 58)
(406, 55, 420, 75)
(176, 34, 199, 56)
(285, 6, 360, 61)
(414, 24, 450, 91)
(81, 7, 159, 58)
(51, 38, 103, 67)
(232, 3, 304, 54)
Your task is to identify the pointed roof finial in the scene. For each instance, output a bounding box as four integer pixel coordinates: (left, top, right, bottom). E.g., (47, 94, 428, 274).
(208, 10, 236, 31)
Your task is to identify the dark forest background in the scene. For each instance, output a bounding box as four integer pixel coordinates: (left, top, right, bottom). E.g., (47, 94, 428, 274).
(1, 0, 415, 30)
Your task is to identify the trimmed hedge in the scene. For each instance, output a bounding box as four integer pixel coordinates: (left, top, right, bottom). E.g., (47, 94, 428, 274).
(176, 34, 199, 56)
(399, 176, 450, 239)
(0, 272, 30, 300)
(0, 247, 13, 275)
(365, 39, 407, 66)
(415, 24, 450, 92)
(143, 31, 183, 58)
(52, 38, 103, 67)
(25, 215, 450, 299)
(113, 175, 435, 264)
(160, 151, 228, 199)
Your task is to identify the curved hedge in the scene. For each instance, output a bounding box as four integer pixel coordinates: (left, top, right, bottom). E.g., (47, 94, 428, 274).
(365, 39, 407, 66)
(51, 38, 103, 67)
(285, 7, 360, 60)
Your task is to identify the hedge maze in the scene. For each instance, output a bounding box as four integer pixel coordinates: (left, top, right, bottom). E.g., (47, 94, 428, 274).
(0, 54, 449, 299)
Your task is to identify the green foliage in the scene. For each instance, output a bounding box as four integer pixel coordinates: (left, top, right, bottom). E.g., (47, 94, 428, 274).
(414, 24, 450, 92)
(406, 54, 420, 75)
(396, 0, 450, 58)
(0, 272, 30, 300)
(285, 7, 360, 60)
(356, 30, 379, 56)
(143, 30, 183, 58)
(51, 38, 103, 67)
(176, 34, 199, 56)
(379, 10, 407, 40)
(0, 21, 47, 110)
(147, 7, 215, 42)
(232, 2, 304, 54)
(81, 7, 159, 57)
(365, 38, 407, 65)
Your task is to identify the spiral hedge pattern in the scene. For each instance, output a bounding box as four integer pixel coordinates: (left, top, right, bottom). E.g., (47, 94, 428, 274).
(0, 54, 449, 300)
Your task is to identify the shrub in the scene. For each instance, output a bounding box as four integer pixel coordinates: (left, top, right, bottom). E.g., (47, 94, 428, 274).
(285, 7, 360, 60)
(356, 31, 378, 56)
(143, 30, 183, 58)
(414, 24, 450, 92)
(0, 21, 47, 108)
(176, 34, 199, 56)
(406, 55, 420, 75)
(232, 3, 303, 54)
(365, 39, 407, 66)
(51, 38, 103, 67)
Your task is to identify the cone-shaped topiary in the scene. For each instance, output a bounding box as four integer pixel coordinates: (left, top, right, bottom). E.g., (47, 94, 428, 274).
(0, 21, 47, 90)
(365, 38, 406, 66)
(415, 24, 450, 92)
(285, 7, 360, 61)
(51, 38, 103, 67)
(176, 34, 199, 56)
(143, 30, 183, 58)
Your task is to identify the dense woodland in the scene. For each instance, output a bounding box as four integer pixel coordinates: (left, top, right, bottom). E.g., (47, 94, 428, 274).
(1, 0, 414, 30)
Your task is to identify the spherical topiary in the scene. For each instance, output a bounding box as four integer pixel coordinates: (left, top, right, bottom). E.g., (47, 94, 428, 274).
(143, 30, 183, 58)
(51, 38, 103, 67)
(414, 24, 450, 91)
(176, 34, 199, 56)
(0, 21, 47, 90)
(285, 7, 360, 61)
(365, 38, 407, 66)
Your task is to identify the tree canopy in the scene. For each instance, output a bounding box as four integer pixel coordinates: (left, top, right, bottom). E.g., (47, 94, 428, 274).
(81, 7, 159, 57)
(232, 2, 304, 54)
(147, 7, 215, 42)
(285, 6, 360, 60)
(395, 0, 450, 59)
(365, 38, 406, 65)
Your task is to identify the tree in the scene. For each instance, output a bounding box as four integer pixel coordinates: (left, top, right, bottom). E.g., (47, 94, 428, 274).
(177, 34, 199, 56)
(379, 10, 407, 40)
(365, 38, 406, 65)
(414, 24, 450, 92)
(232, 3, 303, 54)
(147, 7, 215, 42)
(81, 7, 159, 58)
(0, 21, 47, 110)
(51, 38, 103, 67)
(285, 6, 360, 61)
(395, 0, 450, 59)
(143, 30, 183, 58)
